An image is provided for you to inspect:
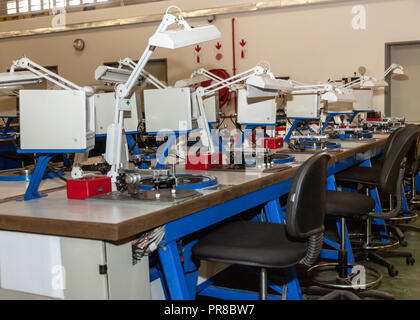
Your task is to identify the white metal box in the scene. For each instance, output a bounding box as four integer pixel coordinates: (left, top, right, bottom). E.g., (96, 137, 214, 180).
(94, 92, 141, 135)
(352, 89, 374, 111)
(144, 87, 197, 133)
(237, 88, 277, 125)
(20, 90, 95, 151)
(0, 236, 150, 300)
(285, 93, 321, 118)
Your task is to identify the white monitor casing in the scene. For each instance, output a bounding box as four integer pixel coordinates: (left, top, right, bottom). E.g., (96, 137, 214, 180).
(20, 90, 95, 151)
(237, 88, 277, 125)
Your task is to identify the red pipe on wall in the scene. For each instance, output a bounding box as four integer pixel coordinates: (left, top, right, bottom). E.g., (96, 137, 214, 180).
(232, 17, 238, 116)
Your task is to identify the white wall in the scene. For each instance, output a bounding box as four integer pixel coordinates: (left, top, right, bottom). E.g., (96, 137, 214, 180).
(0, 0, 420, 113)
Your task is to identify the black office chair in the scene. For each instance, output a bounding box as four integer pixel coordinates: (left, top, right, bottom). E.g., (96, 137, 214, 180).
(407, 134, 420, 208)
(192, 152, 331, 300)
(333, 124, 420, 276)
(387, 132, 420, 244)
(305, 190, 393, 300)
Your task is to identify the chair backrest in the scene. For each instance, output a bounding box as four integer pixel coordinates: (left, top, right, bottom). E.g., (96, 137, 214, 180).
(286, 151, 331, 239)
(380, 124, 420, 194)
(382, 126, 405, 164)
(405, 126, 420, 174)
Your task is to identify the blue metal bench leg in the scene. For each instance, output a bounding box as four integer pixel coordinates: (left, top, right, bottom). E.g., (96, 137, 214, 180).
(264, 199, 286, 223)
(181, 240, 199, 299)
(320, 114, 334, 133)
(284, 119, 302, 143)
(283, 267, 303, 300)
(22, 154, 53, 201)
(158, 241, 192, 300)
(126, 133, 141, 155)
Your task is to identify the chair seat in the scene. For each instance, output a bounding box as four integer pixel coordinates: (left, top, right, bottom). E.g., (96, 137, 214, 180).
(326, 190, 375, 218)
(335, 166, 380, 186)
(192, 221, 308, 269)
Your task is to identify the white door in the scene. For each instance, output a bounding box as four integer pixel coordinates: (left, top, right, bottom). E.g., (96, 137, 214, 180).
(390, 43, 420, 121)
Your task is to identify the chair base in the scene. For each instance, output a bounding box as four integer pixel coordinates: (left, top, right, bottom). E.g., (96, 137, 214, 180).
(303, 286, 394, 300)
(387, 210, 418, 224)
(398, 224, 420, 232)
(354, 251, 401, 277)
(307, 262, 382, 290)
(387, 225, 408, 247)
(351, 234, 400, 251)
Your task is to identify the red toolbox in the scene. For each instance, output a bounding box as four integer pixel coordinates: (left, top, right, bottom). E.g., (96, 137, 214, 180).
(67, 176, 112, 200)
(260, 137, 284, 150)
(186, 152, 223, 170)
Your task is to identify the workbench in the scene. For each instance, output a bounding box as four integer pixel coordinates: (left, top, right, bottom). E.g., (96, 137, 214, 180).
(0, 134, 388, 300)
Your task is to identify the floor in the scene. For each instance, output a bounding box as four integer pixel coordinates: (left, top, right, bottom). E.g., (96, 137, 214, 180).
(208, 216, 420, 300)
(371, 218, 420, 299)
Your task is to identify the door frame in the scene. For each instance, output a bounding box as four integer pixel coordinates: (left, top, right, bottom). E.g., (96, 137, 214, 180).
(385, 40, 420, 117)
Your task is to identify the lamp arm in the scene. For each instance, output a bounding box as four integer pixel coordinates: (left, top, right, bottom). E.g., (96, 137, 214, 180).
(203, 66, 267, 95)
(11, 57, 84, 92)
(107, 12, 182, 180)
(292, 83, 335, 94)
(119, 57, 167, 89)
(195, 90, 215, 154)
(381, 64, 400, 80)
(116, 13, 179, 100)
(194, 68, 225, 82)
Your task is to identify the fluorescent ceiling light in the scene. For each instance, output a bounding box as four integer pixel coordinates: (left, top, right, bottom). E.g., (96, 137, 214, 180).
(95, 66, 141, 84)
(149, 25, 221, 49)
(0, 71, 42, 86)
(174, 74, 209, 88)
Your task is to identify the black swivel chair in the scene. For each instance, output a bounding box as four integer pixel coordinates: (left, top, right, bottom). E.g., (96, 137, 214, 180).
(387, 132, 420, 244)
(192, 152, 331, 300)
(407, 133, 420, 208)
(331, 124, 420, 276)
(305, 185, 394, 299)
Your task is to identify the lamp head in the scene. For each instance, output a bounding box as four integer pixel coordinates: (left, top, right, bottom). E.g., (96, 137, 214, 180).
(95, 65, 142, 85)
(148, 6, 221, 49)
(390, 64, 408, 81)
(0, 71, 43, 87)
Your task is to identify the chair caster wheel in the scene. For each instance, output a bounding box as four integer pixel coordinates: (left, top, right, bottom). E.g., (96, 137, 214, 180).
(400, 240, 408, 247)
(406, 257, 415, 265)
(388, 267, 399, 277)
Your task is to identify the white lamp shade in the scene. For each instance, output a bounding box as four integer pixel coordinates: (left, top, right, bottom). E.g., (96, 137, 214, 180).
(174, 74, 209, 88)
(0, 71, 42, 86)
(246, 75, 294, 92)
(321, 91, 338, 102)
(392, 65, 405, 75)
(95, 66, 138, 84)
(149, 24, 221, 49)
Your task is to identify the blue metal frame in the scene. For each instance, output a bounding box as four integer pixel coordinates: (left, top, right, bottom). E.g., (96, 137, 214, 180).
(16, 149, 78, 201)
(126, 133, 141, 156)
(18, 149, 87, 154)
(21, 154, 53, 201)
(0, 116, 18, 135)
(320, 112, 354, 133)
(139, 174, 218, 190)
